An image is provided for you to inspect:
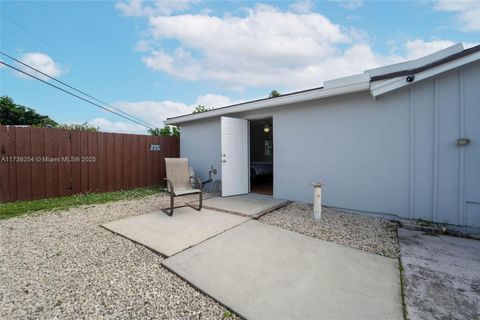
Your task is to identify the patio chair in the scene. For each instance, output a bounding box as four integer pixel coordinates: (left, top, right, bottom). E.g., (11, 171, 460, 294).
(163, 158, 202, 216)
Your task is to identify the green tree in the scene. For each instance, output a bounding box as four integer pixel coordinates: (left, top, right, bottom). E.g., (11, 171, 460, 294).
(148, 127, 162, 136)
(269, 90, 281, 98)
(148, 125, 180, 137)
(170, 126, 180, 137)
(192, 105, 213, 114)
(0, 96, 58, 127)
(58, 122, 99, 132)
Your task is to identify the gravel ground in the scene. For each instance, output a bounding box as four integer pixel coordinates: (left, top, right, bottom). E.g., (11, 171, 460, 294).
(1, 194, 399, 319)
(260, 203, 400, 258)
(0, 194, 237, 320)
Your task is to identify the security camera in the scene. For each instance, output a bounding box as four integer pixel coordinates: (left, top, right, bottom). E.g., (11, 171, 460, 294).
(406, 75, 415, 83)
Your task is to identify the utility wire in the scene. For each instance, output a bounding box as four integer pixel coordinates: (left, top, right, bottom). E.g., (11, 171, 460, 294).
(0, 11, 70, 62)
(10, 2, 51, 31)
(2, 6, 87, 70)
(0, 60, 154, 130)
(0, 51, 158, 128)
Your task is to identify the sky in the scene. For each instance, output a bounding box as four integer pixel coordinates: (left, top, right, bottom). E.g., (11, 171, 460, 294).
(1, 0, 479, 134)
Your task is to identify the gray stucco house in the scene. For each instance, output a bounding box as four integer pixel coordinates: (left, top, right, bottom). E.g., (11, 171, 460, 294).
(165, 43, 480, 229)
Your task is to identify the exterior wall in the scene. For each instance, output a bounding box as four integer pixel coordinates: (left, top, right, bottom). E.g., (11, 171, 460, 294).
(180, 117, 222, 185)
(178, 61, 480, 227)
(269, 91, 411, 217)
(463, 64, 480, 227)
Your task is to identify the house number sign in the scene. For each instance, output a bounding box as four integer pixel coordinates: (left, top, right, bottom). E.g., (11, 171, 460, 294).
(150, 144, 161, 152)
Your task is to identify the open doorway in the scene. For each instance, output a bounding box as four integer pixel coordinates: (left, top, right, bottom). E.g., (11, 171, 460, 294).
(249, 118, 273, 196)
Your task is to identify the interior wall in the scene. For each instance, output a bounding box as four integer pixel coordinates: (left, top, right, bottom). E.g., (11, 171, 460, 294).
(250, 120, 273, 163)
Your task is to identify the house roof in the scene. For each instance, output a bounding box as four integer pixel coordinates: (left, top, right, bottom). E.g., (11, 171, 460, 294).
(165, 43, 480, 125)
(370, 44, 480, 81)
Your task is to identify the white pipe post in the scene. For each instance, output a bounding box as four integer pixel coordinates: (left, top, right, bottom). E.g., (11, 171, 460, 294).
(312, 183, 323, 220)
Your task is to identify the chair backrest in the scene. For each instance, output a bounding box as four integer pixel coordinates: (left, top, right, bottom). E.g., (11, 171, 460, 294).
(165, 158, 191, 191)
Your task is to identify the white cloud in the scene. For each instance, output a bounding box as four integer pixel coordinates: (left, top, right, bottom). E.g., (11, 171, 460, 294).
(337, 1, 364, 10)
(118, 2, 476, 92)
(289, 1, 314, 13)
(75, 101, 191, 134)
(80, 93, 237, 134)
(435, 0, 480, 31)
(404, 39, 457, 59)
(194, 93, 241, 108)
(106, 93, 234, 128)
(134, 40, 152, 52)
(140, 4, 364, 90)
(153, 0, 199, 15)
(115, 0, 146, 17)
(16, 52, 66, 79)
(403, 39, 477, 59)
(142, 50, 175, 73)
(115, 0, 198, 17)
(111, 100, 193, 127)
(88, 118, 147, 134)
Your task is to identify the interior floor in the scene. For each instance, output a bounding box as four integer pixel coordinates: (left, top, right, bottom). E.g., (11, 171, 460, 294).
(250, 174, 273, 196)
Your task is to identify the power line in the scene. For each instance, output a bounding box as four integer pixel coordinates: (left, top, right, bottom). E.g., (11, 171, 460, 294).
(10, 2, 51, 31)
(0, 51, 158, 128)
(0, 60, 154, 130)
(1, 10, 159, 129)
(0, 11, 70, 62)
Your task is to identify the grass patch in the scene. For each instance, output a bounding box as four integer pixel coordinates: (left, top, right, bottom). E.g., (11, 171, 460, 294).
(0, 186, 163, 220)
(416, 218, 441, 228)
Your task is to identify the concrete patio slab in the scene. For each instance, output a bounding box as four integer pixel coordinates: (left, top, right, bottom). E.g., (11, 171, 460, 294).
(192, 194, 289, 218)
(163, 220, 403, 320)
(102, 207, 249, 257)
(399, 228, 480, 320)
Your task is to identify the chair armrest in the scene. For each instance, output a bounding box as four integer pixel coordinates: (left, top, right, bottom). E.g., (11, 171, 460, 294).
(164, 178, 174, 193)
(190, 176, 202, 189)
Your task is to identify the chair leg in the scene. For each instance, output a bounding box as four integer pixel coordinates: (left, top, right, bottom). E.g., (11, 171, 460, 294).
(169, 194, 174, 216)
(197, 192, 202, 211)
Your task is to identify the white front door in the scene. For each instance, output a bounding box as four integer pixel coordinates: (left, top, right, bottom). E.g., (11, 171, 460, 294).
(221, 116, 248, 196)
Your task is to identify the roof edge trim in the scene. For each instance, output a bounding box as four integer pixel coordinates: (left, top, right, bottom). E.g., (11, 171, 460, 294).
(165, 81, 369, 125)
(366, 43, 464, 78)
(370, 49, 480, 97)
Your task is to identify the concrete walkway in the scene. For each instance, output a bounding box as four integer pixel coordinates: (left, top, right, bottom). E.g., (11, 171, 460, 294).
(195, 194, 289, 218)
(163, 220, 403, 320)
(399, 228, 480, 320)
(102, 207, 249, 257)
